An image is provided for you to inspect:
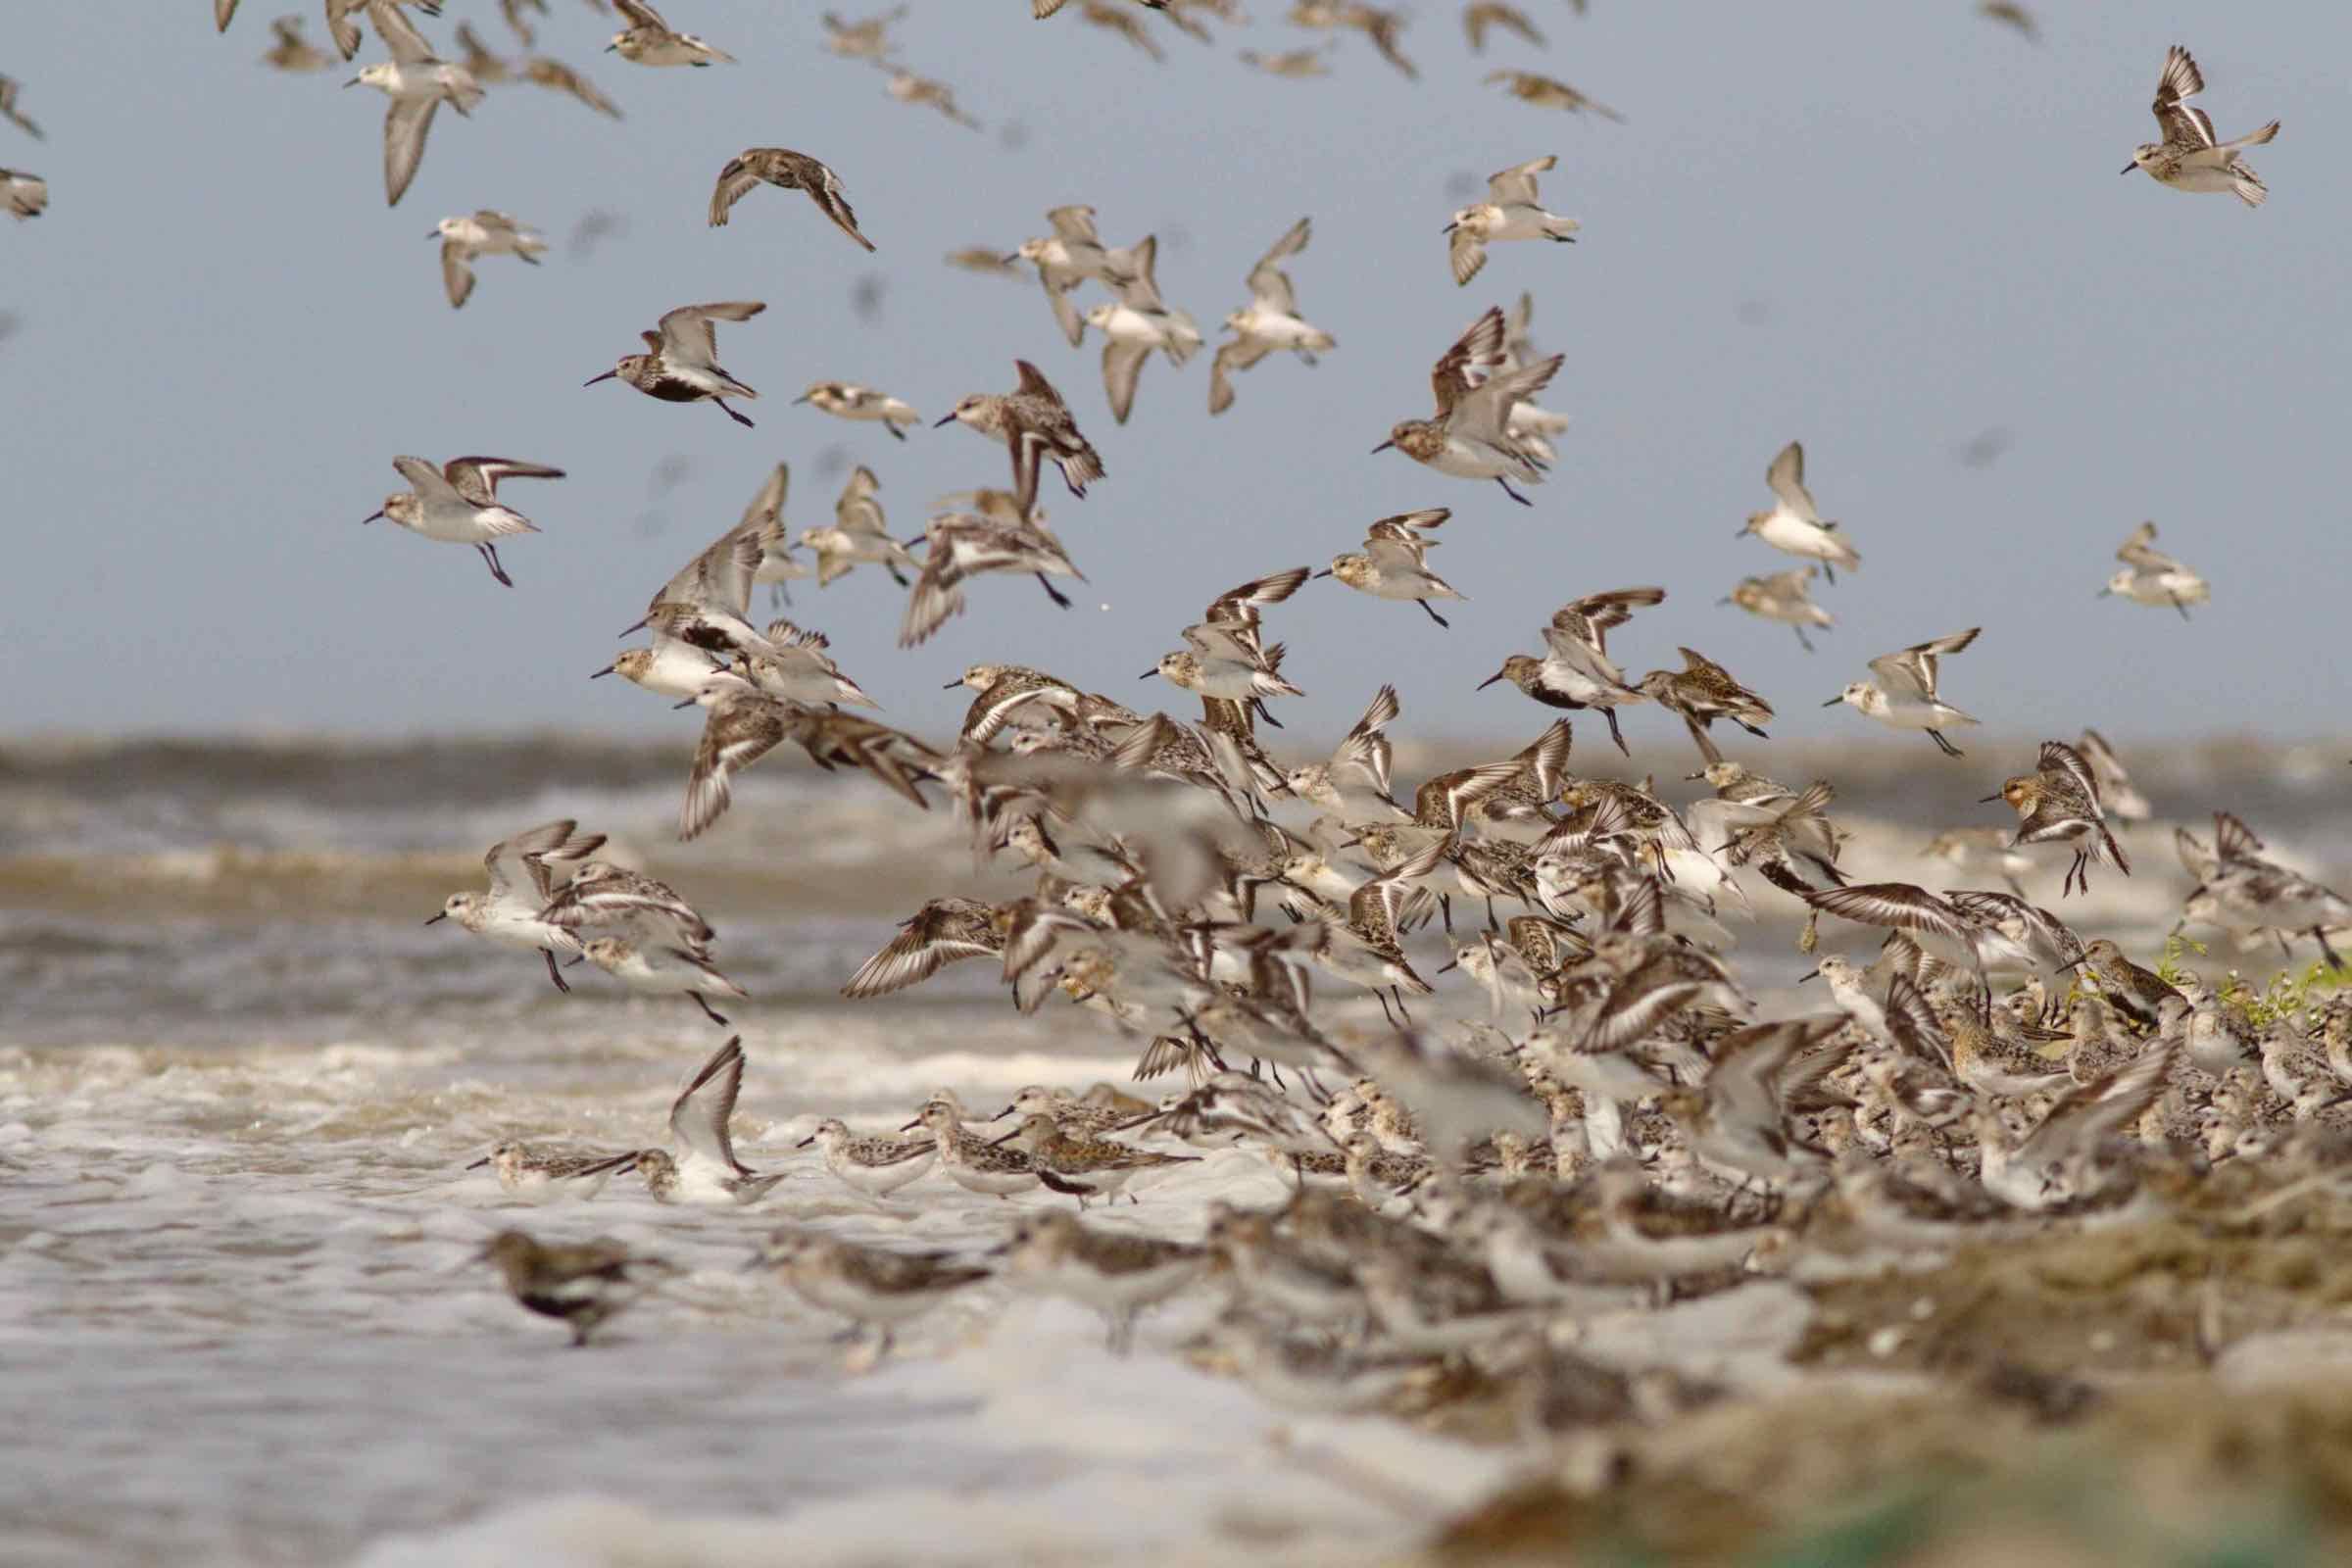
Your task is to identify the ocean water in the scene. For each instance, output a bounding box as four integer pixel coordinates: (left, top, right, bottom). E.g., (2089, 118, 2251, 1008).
(4, 732, 2348, 1565)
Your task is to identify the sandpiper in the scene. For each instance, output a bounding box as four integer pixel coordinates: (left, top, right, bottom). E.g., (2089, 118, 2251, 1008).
(362, 454, 564, 587)
(822, 6, 908, 61)
(425, 819, 605, 991)
(883, 69, 980, 130)
(709, 149, 874, 250)
(1801, 882, 2032, 983)
(2123, 45, 2278, 207)
(577, 935, 748, 1026)
(1317, 509, 1464, 626)
(991, 1113, 1200, 1207)
(431, 210, 544, 309)
(2078, 729, 2152, 822)
(703, 619, 879, 710)
(938, 362, 1105, 515)
(909, 1099, 1057, 1199)
(903, 499, 1087, 648)
(1009, 205, 1138, 348)
(1825, 628, 1981, 757)
(262, 19, 335, 72)
(792, 381, 920, 440)
(1085, 238, 1201, 425)
(1485, 69, 1623, 120)
(2180, 813, 2352, 970)
(1985, 740, 2130, 898)
(607, 0, 733, 66)
(0, 76, 41, 142)
(1479, 587, 1662, 754)
(1374, 306, 1560, 504)
(1210, 216, 1335, 416)
(994, 1211, 1204, 1353)
(519, 55, 623, 117)
(1462, 2, 1543, 51)
(632, 1036, 785, 1204)
(1237, 47, 1331, 78)
(842, 898, 1008, 998)
(1720, 566, 1833, 652)
(1151, 620, 1306, 706)
(466, 1142, 640, 1201)
(2100, 521, 2209, 618)
(480, 1230, 671, 1347)
(585, 300, 767, 427)
(798, 1117, 937, 1199)
(535, 860, 716, 956)
(751, 1231, 989, 1359)
(344, 0, 482, 206)
(1637, 647, 1773, 765)
(800, 466, 917, 587)
(325, 0, 443, 61)
(1446, 155, 1578, 287)
(1286, 684, 1402, 813)
(1739, 440, 1858, 580)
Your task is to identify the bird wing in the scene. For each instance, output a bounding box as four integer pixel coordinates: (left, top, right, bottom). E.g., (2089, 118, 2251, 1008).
(440, 242, 474, 309)
(2034, 740, 2103, 815)
(681, 697, 785, 841)
(1208, 337, 1271, 415)
(381, 95, 438, 207)
(2115, 520, 2180, 571)
(1430, 306, 1506, 416)
(1047, 204, 1102, 243)
(1487, 153, 1554, 206)
(1455, 352, 1559, 440)
(391, 454, 466, 507)
(368, 0, 434, 65)
(2152, 45, 2215, 149)
(658, 300, 763, 368)
(669, 1036, 749, 1173)
(1101, 336, 1149, 424)
(1870, 628, 1977, 700)
(707, 156, 765, 226)
(445, 457, 564, 506)
(1447, 225, 1488, 288)
(614, 0, 671, 31)
(1246, 217, 1310, 314)
(1763, 440, 1820, 522)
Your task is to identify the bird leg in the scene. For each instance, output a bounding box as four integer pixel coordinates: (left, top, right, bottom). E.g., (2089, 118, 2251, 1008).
(1793, 626, 1815, 654)
(2171, 594, 2191, 621)
(713, 399, 756, 429)
(478, 543, 514, 588)
(1494, 475, 1534, 507)
(542, 948, 571, 993)
(1603, 709, 1630, 756)
(2316, 927, 2347, 973)
(1417, 600, 1450, 628)
(691, 992, 731, 1027)
(1034, 573, 1073, 610)
(1926, 728, 1964, 758)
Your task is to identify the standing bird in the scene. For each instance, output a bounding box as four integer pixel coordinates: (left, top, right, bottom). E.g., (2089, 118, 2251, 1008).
(1210, 216, 1335, 416)
(1446, 155, 1578, 287)
(938, 361, 1105, 516)
(585, 301, 767, 428)
(431, 210, 544, 310)
(362, 454, 564, 587)
(343, 0, 483, 206)
(606, 0, 733, 66)
(1738, 440, 1859, 581)
(2122, 45, 2278, 208)
(479, 1231, 672, 1347)
(1984, 740, 2130, 898)
(2099, 521, 2209, 618)
(1373, 306, 1561, 505)
(708, 148, 875, 251)
(1825, 629, 1980, 758)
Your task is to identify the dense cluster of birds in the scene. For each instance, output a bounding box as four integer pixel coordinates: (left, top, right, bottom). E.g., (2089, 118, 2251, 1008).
(105, 6, 2333, 1413)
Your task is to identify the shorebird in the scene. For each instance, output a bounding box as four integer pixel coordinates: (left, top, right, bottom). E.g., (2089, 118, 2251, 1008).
(325, 0, 442, 61)
(1373, 306, 1560, 504)
(938, 361, 1105, 515)
(1720, 567, 1833, 652)
(903, 497, 1087, 647)
(579, 935, 748, 1026)
(2078, 729, 2152, 823)
(0, 168, 45, 220)
(1825, 628, 1980, 758)
(1636, 647, 1773, 765)
(1485, 69, 1622, 120)
(1980, 2, 2037, 41)
(995, 1211, 1205, 1353)
(1010, 205, 1138, 347)
(1318, 509, 1464, 626)
(1238, 47, 1331, 78)
(701, 619, 880, 710)
(1286, 685, 1402, 813)
(750, 1231, 990, 1358)
(0, 76, 41, 142)
(426, 819, 605, 990)
(801, 466, 918, 587)
(1984, 740, 2130, 898)
(1084, 236, 1201, 424)
(466, 1143, 641, 1202)
(1479, 587, 1662, 754)
(1446, 155, 1578, 287)
(536, 860, 716, 956)
(585, 301, 766, 427)
(607, 0, 733, 66)
(1210, 216, 1335, 416)
(708, 149, 874, 250)
(2099, 521, 2209, 617)
(822, 7, 908, 61)
(431, 210, 544, 309)
(883, 69, 981, 130)
(1801, 883, 2032, 985)
(633, 1037, 785, 1203)
(343, 0, 482, 206)
(479, 1230, 671, 1347)
(2123, 45, 2278, 207)
(793, 381, 920, 440)
(1738, 441, 1858, 581)
(518, 54, 623, 117)
(362, 454, 564, 587)
(798, 1118, 936, 1200)
(261, 18, 334, 72)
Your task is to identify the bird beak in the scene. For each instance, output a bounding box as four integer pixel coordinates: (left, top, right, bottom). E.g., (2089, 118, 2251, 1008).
(1714, 596, 1732, 607)
(361, 509, 385, 525)
(990, 1104, 1014, 1121)
(791, 392, 812, 405)
(342, 76, 361, 88)
(899, 1117, 921, 1131)
(987, 1128, 1019, 1147)
(616, 617, 648, 638)
(1820, 696, 1843, 708)
(466, 1155, 490, 1169)
(1436, 958, 1459, 974)
(672, 697, 697, 710)
(1732, 525, 1749, 539)
(941, 678, 969, 690)
(605, 41, 618, 52)
(1310, 568, 1334, 578)
(1796, 967, 1819, 983)
(933, 413, 957, 427)
(2095, 587, 2112, 598)
(424, 229, 442, 240)
(795, 1134, 816, 1148)
(564, 956, 585, 968)
(590, 663, 616, 679)
(423, 912, 447, 926)
(1369, 440, 1395, 455)
(2120, 161, 2137, 175)
(1139, 669, 1158, 680)
(1476, 670, 1507, 690)
(1978, 794, 2002, 804)
(583, 370, 617, 386)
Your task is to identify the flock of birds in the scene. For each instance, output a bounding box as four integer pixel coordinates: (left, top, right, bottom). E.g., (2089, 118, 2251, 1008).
(50, 3, 2329, 1415)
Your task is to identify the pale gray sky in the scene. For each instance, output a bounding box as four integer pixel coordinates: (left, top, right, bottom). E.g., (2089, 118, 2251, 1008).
(4, 3, 2343, 747)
